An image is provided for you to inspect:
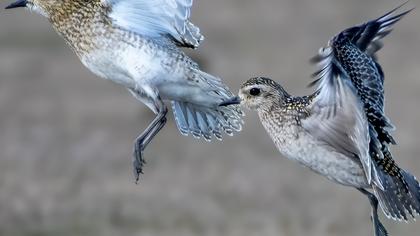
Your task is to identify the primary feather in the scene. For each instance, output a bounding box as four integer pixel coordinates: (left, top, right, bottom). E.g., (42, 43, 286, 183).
(309, 3, 419, 220)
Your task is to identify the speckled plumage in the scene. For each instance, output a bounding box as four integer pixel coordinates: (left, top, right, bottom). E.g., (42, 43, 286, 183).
(242, 78, 369, 188)
(311, 4, 420, 222)
(9, 0, 243, 181)
(226, 5, 419, 236)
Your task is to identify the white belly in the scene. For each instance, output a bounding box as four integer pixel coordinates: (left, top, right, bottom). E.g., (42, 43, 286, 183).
(79, 40, 222, 108)
(81, 49, 133, 89)
(263, 120, 368, 188)
(81, 43, 186, 91)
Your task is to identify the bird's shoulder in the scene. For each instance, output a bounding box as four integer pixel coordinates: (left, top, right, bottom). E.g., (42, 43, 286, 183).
(261, 96, 312, 122)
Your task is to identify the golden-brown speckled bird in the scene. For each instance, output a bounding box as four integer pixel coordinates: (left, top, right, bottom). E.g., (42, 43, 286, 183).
(5, 0, 243, 182)
(221, 4, 418, 236)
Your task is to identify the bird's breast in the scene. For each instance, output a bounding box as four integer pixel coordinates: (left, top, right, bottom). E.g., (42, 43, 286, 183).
(80, 36, 189, 91)
(259, 113, 367, 187)
(50, 8, 195, 86)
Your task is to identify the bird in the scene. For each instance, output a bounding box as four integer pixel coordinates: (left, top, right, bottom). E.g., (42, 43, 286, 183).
(5, 0, 243, 182)
(221, 4, 418, 236)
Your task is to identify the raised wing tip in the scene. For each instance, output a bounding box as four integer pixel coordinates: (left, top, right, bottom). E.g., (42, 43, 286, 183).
(373, 1, 414, 29)
(310, 47, 332, 64)
(378, 1, 413, 20)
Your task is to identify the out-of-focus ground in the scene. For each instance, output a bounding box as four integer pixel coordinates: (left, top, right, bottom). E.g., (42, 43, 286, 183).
(0, 0, 419, 235)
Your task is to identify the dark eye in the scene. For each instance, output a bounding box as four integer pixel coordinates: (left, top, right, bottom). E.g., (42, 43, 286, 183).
(249, 88, 261, 96)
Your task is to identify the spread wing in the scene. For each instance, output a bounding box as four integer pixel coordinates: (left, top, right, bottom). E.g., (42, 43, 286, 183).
(102, 0, 204, 48)
(306, 4, 420, 221)
(302, 54, 375, 185)
(305, 3, 412, 187)
(345, 1, 413, 59)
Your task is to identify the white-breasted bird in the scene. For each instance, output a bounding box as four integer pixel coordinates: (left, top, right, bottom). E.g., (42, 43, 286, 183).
(5, 0, 243, 182)
(221, 4, 418, 236)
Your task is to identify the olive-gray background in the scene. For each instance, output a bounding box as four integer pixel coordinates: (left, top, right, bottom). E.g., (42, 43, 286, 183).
(0, 0, 419, 235)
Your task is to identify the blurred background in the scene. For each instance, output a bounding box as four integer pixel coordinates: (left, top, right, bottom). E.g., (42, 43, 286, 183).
(0, 0, 419, 235)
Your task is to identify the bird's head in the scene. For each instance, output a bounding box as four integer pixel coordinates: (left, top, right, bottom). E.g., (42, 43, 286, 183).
(5, 0, 60, 17)
(5, 0, 89, 18)
(220, 77, 290, 111)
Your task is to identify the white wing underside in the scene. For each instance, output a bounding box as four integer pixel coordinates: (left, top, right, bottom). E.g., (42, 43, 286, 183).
(303, 47, 383, 189)
(102, 0, 204, 48)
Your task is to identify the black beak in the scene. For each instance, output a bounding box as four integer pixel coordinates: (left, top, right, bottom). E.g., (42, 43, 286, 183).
(219, 96, 241, 107)
(5, 0, 27, 9)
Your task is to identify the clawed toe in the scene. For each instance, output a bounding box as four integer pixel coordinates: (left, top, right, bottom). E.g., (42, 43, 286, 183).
(131, 105, 168, 183)
(133, 147, 146, 183)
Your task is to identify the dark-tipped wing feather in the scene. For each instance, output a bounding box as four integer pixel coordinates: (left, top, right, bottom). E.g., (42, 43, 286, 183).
(308, 4, 420, 221)
(303, 48, 378, 186)
(310, 3, 412, 149)
(102, 0, 204, 49)
(306, 4, 412, 186)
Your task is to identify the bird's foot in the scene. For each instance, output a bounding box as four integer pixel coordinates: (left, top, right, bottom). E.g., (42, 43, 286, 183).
(373, 215, 389, 236)
(133, 143, 147, 184)
(358, 188, 389, 236)
(131, 105, 168, 184)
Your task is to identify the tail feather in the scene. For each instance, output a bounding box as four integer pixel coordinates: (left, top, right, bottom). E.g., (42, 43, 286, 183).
(373, 158, 420, 221)
(171, 68, 243, 141)
(172, 101, 243, 141)
(186, 107, 202, 138)
(172, 101, 190, 135)
(205, 112, 223, 140)
(196, 111, 211, 140)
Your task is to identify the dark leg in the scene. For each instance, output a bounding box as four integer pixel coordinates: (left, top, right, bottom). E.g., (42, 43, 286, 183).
(358, 188, 389, 236)
(133, 106, 168, 183)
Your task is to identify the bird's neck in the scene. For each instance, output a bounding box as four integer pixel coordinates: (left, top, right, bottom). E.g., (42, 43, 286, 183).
(258, 96, 311, 126)
(48, 1, 110, 56)
(258, 104, 294, 126)
(48, 0, 101, 23)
